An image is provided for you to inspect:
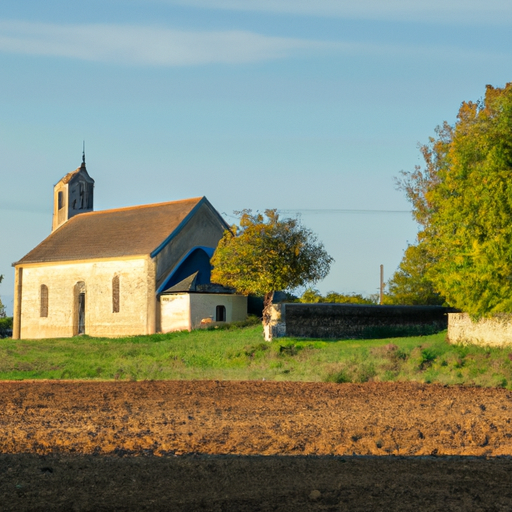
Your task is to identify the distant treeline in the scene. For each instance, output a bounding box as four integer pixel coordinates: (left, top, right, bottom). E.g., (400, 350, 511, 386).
(297, 288, 376, 305)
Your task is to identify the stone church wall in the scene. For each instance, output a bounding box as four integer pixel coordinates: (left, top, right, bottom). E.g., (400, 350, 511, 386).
(448, 313, 512, 346)
(266, 303, 451, 340)
(160, 294, 191, 332)
(160, 294, 247, 332)
(189, 294, 247, 330)
(19, 257, 154, 339)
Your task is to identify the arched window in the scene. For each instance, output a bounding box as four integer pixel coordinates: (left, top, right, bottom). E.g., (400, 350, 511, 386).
(216, 305, 226, 322)
(40, 285, 48, 317)
(112, 275, 120, 313)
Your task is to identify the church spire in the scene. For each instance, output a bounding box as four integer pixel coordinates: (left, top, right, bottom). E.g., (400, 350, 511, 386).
(52, 147, 94, 232)
(81, 141, 86, 169)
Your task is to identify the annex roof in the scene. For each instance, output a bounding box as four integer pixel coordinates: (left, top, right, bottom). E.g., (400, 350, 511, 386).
(162, 271, 199, 293)
(161, 272, 236, 295)
(16, 197, 212, 265)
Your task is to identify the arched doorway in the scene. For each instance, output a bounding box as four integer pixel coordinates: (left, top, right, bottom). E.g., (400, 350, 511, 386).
(74, 281, 86, 335)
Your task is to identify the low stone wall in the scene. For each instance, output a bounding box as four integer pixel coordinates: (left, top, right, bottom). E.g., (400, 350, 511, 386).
(266, 303, 452, 340)
(448, 313, 512, 346)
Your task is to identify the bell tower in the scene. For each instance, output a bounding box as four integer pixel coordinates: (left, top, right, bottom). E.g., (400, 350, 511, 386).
(52, 149, 95, 231)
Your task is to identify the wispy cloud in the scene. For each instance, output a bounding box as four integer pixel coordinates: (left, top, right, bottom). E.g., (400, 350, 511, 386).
(161, 0, 512, 25)
(0, 19, 506, 67)
(0, 20, 333, 66)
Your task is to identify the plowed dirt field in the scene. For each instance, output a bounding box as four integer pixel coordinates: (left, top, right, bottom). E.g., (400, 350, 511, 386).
(1, 381, 512, 511)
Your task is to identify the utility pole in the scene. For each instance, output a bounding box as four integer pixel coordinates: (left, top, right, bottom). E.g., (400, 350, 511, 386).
(379, 264, 384, 305)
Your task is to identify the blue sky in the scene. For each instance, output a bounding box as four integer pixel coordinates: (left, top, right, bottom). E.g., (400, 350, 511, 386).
(2, 0, 512, 315)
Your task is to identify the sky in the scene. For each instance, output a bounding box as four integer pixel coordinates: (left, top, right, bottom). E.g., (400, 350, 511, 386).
(1, 0, 512, 315)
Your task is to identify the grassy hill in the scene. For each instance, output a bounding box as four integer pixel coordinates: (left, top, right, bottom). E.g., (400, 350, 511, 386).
(1, 322, 512, 387)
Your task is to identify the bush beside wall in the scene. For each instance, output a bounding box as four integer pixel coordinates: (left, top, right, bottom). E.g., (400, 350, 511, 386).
(0, 317, 13, 338)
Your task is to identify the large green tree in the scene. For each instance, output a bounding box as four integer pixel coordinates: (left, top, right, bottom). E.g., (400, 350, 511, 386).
(399, 83, 512, 316)
(385, 243, 444, 306)
(211, 210, 333, 325)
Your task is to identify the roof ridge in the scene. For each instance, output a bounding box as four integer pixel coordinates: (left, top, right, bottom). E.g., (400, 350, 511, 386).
(13, 195, 221, 266)
(74, 196, 204, 217)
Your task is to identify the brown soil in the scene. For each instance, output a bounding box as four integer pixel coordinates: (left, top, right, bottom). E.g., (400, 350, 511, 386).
(1, 381, 512, 511)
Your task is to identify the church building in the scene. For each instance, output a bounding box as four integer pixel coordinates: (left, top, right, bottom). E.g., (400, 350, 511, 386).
(12, 156, 247, 339)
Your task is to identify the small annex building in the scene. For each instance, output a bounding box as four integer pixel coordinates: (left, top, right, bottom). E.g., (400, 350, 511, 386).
(160, 272, 248, 332)
(12, 156, 247, 339)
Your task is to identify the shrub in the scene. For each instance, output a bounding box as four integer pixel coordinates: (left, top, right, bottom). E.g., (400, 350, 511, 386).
(355, 362, 377, 383)
(0, 317, 13, 338)
(205, 315, 261, 331)
(325, 368, 351, 383)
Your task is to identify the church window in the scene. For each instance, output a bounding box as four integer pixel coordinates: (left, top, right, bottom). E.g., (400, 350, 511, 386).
(79, 183, 85, 209)
(58, 191, 63, 210)
(40, 285, 48, 317)
(112, 275, 120, 313)
(215, 305, 226, 322)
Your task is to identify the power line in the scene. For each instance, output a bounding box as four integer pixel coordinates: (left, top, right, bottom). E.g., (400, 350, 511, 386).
(277, 208, 410, 215)
(221, 209, 412, 220)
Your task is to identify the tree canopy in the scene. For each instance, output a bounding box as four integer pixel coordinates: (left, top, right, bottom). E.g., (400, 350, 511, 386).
(398, 83, 512, 316)
(211, 210, 333, 322)
(384, 243, 444, 306)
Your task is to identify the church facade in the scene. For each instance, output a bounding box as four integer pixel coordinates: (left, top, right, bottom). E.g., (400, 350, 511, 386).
(12, 158, 247, 339)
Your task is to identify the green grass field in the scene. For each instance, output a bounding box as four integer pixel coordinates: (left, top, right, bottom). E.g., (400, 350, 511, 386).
(2, 322, 512, 387)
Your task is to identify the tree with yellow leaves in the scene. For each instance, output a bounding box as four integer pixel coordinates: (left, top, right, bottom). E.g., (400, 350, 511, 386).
(211, 210, 333, 326)
(398, 83, 512, 316)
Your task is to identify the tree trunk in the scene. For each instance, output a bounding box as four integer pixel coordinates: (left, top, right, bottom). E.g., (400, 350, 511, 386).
(262, 291, 275, 327)
(262, 291, 275, 341)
